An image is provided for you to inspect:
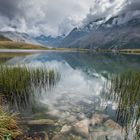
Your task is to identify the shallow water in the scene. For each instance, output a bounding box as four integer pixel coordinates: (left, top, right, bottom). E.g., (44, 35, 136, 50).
(1, 52, 140, 140)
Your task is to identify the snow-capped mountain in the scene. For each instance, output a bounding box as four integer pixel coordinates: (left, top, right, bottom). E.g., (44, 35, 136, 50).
(1, 5, 140, 50)
(59, 12, 140, 49)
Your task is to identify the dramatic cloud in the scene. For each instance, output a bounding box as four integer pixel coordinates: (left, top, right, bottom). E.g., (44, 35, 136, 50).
(0, 0, 93, 36)
(83, 0, 140, 25)
(0, 0, 140, 36)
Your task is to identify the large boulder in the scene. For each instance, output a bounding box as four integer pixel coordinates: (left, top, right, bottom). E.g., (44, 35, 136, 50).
(72, 119, 90, 138)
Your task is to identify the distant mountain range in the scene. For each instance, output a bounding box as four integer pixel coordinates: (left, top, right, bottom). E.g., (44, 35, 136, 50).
(1, 12, 140, 50)
(35, 35, 65, 47)
(0, 31, 39, 45)
(0, 32, 47, 50)
(0, 31, 64, 48)
(59, 15, 140, 49)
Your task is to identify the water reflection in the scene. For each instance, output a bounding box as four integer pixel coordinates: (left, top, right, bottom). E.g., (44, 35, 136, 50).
(38, 61, 106, 118)
(7, 52, 140, 73)
(1, 52, 140, 140)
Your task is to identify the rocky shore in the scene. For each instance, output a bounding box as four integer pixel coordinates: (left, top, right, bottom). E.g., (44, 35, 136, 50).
(17, 113, 124, 140)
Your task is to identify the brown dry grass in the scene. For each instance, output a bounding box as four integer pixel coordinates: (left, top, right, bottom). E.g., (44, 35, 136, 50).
(0, 41, 47, 50)
(0, 106, 22, 139)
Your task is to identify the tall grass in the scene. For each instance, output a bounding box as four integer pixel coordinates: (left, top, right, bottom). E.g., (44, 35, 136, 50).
(0, 106, 22, 139)
(0, 64, 60, 109)
(106, 71, 140, 139)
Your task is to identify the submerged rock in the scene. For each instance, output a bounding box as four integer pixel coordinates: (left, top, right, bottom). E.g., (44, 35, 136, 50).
(16, 131, 49, 140)
(27, 119, 55, 126)
(90, 131, 110, 139)
(52, 134, 63, 140)
(66, 115, 77, 123)
(61, 125, 72, 133)
(90, 118, 124, 140)
(104, 119, 122, 131)
(72, 119, 90, 138)
(76, 113, 86, 121)
(52, 134, 83, 140)
(90, 132, 124, 140)
(47, 110, 60, 116)
(90, 114, 109, 126)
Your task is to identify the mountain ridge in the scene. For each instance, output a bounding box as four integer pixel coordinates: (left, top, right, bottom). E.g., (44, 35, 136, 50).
(59, 16, 140, 49)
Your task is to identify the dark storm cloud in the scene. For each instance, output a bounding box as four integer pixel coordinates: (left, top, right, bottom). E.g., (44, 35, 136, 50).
(0, 0, 94, 36)
(0, 0, 140, 36)
(0, 0, 24, 19)
(0, 0, 92, 35)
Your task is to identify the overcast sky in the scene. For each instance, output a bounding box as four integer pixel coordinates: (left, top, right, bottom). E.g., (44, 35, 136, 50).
(0, 0, 140, 36)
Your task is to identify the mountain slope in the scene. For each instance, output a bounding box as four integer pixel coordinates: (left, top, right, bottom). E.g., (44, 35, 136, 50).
(0, 35, 12, 41)
(58, 28, 88, 48)
(59, 16, 140, 49)
(0, 41, 47, 50)
(0, 31, 39, 45)
(0, 32, 47, 50)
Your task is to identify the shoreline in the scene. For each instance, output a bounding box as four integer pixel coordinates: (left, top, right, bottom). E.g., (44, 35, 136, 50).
(0, 48, 89, 53)
(0, 48, 140, 55)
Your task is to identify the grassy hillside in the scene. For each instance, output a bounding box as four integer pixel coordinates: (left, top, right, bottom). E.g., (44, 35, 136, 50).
(0, 35, 12, 41)
(0, 41, 47, 50)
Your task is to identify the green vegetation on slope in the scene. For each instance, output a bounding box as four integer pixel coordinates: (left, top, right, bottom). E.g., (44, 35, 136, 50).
(0, 41, 47, 50)
(0, 34, 47, 50)
(0, 35, 12, 41)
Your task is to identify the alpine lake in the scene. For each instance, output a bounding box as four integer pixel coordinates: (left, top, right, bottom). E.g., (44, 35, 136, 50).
(1, 51, 140, 140)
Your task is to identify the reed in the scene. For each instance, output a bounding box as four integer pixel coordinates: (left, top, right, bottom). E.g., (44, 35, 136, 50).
(0, 64, 60, 109)
(107, 71, 140, 139)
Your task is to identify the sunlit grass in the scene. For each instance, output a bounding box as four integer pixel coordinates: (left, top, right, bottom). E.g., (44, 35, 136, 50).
(0, 41, 47, 49)
(0, 64, 60, 109)
(0, 106, 22, 139)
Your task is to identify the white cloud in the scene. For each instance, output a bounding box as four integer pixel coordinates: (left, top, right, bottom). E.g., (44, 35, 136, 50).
(83, 0, 126, 25)
(83, 0, 140, 26)
(0, 0, 140, 36)
(0, 0, 93, 36)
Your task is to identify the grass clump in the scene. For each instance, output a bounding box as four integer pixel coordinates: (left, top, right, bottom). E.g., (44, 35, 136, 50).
(0, 64, 60, 109)
(106, 71, 140, 139)
(0, 64, 60, 139)
(109, 71, 140, 124)
(0, 106, 22, 139)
